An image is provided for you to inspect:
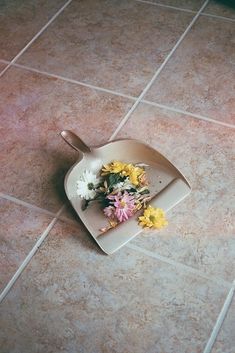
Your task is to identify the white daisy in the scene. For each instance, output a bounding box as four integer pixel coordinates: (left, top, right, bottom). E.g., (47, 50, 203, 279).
(76, 170, 100, 200)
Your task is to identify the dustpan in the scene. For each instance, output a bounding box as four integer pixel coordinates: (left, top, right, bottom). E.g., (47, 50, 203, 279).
(61, 130, 191, 254)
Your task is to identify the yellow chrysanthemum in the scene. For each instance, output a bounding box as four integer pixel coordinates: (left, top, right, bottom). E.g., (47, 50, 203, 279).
(101, 161, 126, 175)
(138, 206, 168, 229)
(121, 164, 145, 186)
(101, 161, 145, 186)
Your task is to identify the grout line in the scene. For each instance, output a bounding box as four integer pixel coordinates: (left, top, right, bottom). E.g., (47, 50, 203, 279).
(0, 205, 65, 304)
(10, 63, 137, 101)
(0, 0, 73, 78)
(9, 64, 235, 131)
(142, 100, 235, 129)
(109, 0, 210, 140)
(127, 243, 231, 289)
(0, 192, 78, 228)
(0, 59, 9, 64)
(0, 41, 136, 300)
(202, 12, 235, 23)
(3, 60, 235, 130)
(203, 280, 235, 353)
(0, 192, 57, 217)
(0, 0, 232, 304)
(133, 0, 195, 13)
(135, 0, 235, 23)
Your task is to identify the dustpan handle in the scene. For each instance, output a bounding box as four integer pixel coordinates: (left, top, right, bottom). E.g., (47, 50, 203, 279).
(60, 130, 91, 154)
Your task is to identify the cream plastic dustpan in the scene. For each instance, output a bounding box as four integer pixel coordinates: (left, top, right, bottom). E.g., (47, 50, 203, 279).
(61, 130, 191, 255)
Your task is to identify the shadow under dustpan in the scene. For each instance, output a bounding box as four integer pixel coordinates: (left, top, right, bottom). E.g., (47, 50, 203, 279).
(61, 130, 191, 255)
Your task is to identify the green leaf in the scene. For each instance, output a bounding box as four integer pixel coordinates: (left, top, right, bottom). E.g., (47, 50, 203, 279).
(106, 173, 124, 187)
(139, 189, 150, 195)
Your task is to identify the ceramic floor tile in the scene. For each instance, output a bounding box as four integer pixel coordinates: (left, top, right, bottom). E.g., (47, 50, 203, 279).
(211, 294, 235, 353)
(0, 62, 7, 73)
(0, 0, 67, 61)
(145, 16, 235, 125)
(115, 103, 235, 282)
(149, 0, 204, 11)
(0, 66, 133, 212)
(18, 0, 193, 96)
(0, 219, 228, 353)
(204, 0, 235, 19)
(0, 197, 53, 292)
(0, 63, 7, 76)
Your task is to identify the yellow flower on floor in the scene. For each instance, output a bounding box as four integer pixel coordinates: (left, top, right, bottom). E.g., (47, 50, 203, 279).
(138, 205, 168, 229)
(101, 161, 126, 175)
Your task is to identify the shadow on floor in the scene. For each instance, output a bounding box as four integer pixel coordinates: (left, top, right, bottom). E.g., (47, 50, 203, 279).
(214, 0, 235, 9)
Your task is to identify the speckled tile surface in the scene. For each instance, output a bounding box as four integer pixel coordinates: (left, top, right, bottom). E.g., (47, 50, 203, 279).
(0, 219, 229, 353)
(149, 0, 204, 11)
(0, 66, 132, 212)
(18, 0, 193, 96)
(0, 0, 235, 351)
(115, 103, 235, 282)
(211, 294, 235, 353)
(0, 198, 53, 292)
(204, 0, 235, 19)
(0, 62, 7, 73)
(0, 0, 67, 61)
(145, 16, 235, 125)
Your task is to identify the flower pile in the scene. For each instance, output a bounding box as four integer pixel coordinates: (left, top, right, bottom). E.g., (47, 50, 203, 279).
(76, 161, 167, 231)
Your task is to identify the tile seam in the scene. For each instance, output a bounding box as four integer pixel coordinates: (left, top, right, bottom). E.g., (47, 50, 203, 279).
(45, 213, 233, 290)
(134, 0, 235, 22)
(0, 30, 134, 302)
(1, 60, 234, 129)
(5, 62, 234, 130)
(0, 0, 74, 302)
(10, 62, 137, 101)
(0, 59, 9, 64)
(142, 100, 235, 129)
(202, 12, 235, 23)
(203, 280, 235, 353)
(133, 0, 196, 13)
(51, 88, 232, 296)
(127, 243, 232, 289)
(0, 205, 65, 304)
(1, 0, 231, 305)
(109, 0, 210, 140)
(0, 192, 57, 217)
(0, 0, 73, 78)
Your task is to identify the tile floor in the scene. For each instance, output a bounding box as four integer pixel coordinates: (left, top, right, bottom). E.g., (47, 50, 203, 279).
(0, 0, 234, 352)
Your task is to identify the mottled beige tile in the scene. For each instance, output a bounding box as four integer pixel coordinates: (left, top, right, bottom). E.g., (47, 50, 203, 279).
(150, 0, 204, 11)
(211, 293, 235, 353)
(0, 62, 7, 72)
(116, 103, 235, 282)
(0, 0, 67, 61)
(204, 0, 235, 19)
(0, 66, 132, 212)
(0, 198, 53, 292)
(146, 16, 235, 125)
(18, 0, 193, 96)
(0, 219, 228, 353)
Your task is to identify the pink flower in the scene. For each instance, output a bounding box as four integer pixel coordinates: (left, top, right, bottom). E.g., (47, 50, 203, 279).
(103, 205, 115, 219)
(108, 192, 136, 223)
